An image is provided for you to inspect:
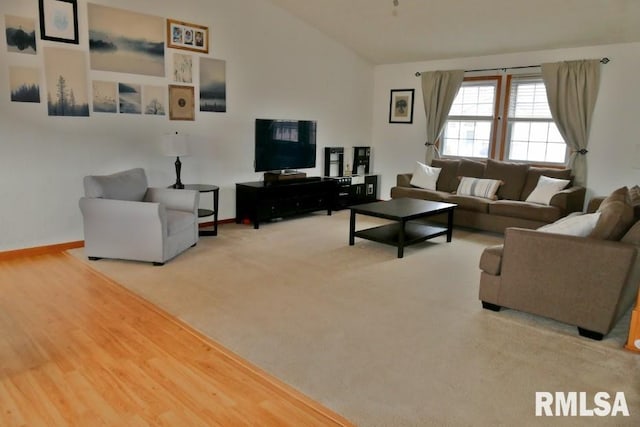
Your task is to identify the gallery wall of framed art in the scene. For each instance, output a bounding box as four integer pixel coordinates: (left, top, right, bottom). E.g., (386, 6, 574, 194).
(5, 1, 227, 120)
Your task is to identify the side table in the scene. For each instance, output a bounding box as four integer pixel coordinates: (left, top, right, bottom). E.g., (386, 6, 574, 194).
(183, 184, 219, 236)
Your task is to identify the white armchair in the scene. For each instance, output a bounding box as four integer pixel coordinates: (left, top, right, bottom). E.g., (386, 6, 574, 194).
(79, 168, 199, 265)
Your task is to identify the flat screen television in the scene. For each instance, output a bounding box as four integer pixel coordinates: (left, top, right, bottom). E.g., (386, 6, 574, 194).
(254, 119, 317, 172)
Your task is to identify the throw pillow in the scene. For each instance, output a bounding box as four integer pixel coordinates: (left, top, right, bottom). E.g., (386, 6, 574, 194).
(525, 175, 570, 205)
(456, 177, 502, 200)
(537, 212, 601, 237)
(521, 167, 572, 200)
(589, 186, 634, 240)
(430, 158, 460, 192)
(410, 162, 441, 190)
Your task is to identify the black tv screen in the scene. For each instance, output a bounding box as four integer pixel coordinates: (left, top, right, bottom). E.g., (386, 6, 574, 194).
(254, 119, 317, 172)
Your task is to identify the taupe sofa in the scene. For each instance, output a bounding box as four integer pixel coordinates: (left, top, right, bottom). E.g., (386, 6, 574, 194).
(479, 187, 640, 340)
(390, 158, 586, 233)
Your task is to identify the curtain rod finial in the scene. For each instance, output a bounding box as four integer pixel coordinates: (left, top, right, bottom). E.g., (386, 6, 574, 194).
(415, 72, 421, 77)
(601, 57, 610, 64)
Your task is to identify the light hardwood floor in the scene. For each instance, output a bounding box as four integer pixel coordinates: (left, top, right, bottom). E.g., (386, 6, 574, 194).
(0, 252, 353, 426)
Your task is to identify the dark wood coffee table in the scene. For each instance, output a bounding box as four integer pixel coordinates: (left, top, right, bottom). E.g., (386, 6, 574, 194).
(349, 198, 457, 258)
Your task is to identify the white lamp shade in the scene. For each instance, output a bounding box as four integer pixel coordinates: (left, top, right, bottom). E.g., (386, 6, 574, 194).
(162, 132, 189, 157)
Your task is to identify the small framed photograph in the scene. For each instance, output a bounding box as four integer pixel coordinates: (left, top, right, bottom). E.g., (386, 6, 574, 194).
(167, 19, 208, 54)
(168, 84, 195, 121)
(39, 0, 79, 44)
(389, 89, 415, 124)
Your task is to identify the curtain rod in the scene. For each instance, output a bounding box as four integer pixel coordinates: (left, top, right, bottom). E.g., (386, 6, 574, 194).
(414, 57, 610, 77)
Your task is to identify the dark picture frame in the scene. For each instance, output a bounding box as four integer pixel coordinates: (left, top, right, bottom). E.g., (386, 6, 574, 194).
(389, 89, 415, 124)
(39, 0, 79, 44)
(167, 19, 209, 54)
(169, 84, 195, 121)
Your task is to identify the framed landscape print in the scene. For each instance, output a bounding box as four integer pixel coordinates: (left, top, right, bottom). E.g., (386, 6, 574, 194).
(167, 19, 208, 54)
(88, 3, 165, 77)
(200, 58, 226, 112)
(44, 47, 89, 116)
(38, 0, 78, 44)
(389, 89, 414, 124)
(169, 85, 194, 120)
(5, 15, 37, 54)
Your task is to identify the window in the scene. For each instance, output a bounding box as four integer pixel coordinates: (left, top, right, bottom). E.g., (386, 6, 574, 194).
(441, 78, 499, 159)
(505, 77, 566, 163)
(440, 74, 566, 165)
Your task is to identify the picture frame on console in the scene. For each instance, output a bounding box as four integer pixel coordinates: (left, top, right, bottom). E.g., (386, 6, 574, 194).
(389, 89, 414, 124)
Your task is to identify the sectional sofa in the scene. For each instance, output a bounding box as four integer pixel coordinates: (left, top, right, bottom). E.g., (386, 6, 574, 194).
(390, 158, 586, 233)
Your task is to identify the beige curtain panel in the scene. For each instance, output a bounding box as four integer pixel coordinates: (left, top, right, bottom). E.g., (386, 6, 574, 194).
(420, 70, 464, 164)
(541, 59, 601, 187)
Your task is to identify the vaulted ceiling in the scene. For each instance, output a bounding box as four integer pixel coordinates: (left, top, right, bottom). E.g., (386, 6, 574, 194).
(266, 0, 640, 64)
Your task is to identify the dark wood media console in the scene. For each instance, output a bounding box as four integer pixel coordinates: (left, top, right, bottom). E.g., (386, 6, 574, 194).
(235, 177, 334, 229)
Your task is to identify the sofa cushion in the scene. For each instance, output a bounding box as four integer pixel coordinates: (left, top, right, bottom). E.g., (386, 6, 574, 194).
(479, 244, 504, 275)
(390, 186, 449, 202)
(456, 177, 502, 200)
(521, 167, 572, 200)
(537, 212, 601, 236)
(589, 186, 634, 240)
(431, 158, 460, 192)
(489, 200, 563, 223)
(483, 159, 529, 200)
(83, 168, 148, 201)
(447, 194, 492, 213)
(410, 161, 441, 190)
(458, 158, 485, 179)
(525, 175, 571, 205)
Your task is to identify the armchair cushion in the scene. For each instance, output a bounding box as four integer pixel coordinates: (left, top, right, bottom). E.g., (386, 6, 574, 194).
(83, 168, 148, 201)
(589, 186, 634, 240)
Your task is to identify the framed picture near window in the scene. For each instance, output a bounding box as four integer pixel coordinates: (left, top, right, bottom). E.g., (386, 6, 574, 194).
(168, 85, 195, 121)
(39, 0, 79, 44)
(167, 19, 208, 54)
(389, 89, 414, 124)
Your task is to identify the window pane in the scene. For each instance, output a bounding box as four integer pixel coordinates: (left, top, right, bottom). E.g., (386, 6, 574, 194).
(509, 141, 528, 161)
(548, 124, 563, 142)
(527, 142, 547, 162)
(529, 122, 549, 142)
(475, 121, 491, 141)
(546, 143, 567, 163)
(512, 122, 530, 142)
(442, 119, 492, 158)
(450, 83, 496, 118)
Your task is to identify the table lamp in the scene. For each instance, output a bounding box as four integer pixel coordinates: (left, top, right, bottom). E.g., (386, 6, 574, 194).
(162, 131, 189, 189)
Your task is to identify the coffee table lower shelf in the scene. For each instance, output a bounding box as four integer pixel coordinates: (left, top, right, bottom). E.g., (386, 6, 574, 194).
(353, 222, 448, 258)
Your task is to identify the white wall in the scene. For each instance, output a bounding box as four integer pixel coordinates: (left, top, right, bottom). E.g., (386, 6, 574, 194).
(372, 42, 640, 201)
(0, 0, 374, 251)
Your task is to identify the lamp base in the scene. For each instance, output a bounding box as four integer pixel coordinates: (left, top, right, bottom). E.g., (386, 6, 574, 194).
(172, 183, 185, 189)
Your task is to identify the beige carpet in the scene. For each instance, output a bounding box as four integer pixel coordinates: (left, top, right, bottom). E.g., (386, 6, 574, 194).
(69, 211, 640, 426)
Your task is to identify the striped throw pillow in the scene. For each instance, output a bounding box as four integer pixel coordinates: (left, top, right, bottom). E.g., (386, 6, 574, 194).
(456, 177, 502, 200)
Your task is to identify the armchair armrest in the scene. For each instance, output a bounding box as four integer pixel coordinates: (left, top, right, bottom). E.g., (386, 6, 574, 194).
(79, 197, 167, 261)
(396, 173, 413, 187)
(549, 186, 586, 215)
(144, 188, 199, 213)
(499, 227, 639, 333)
